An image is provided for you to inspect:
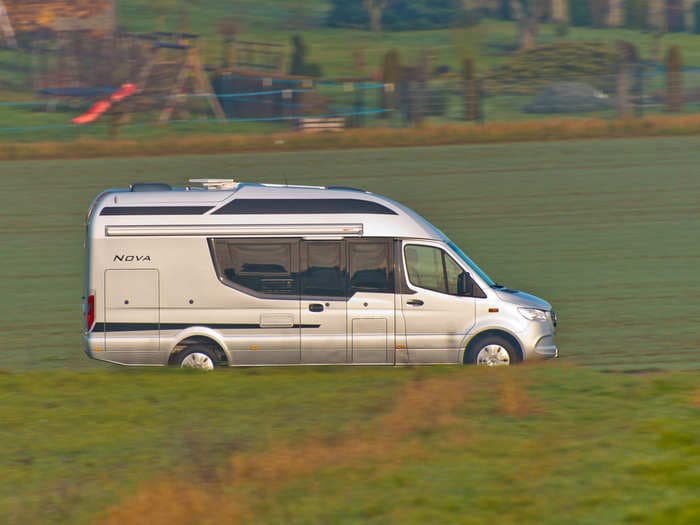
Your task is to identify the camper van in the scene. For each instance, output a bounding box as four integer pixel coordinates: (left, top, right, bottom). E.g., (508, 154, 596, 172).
(83, 179, 557, 369)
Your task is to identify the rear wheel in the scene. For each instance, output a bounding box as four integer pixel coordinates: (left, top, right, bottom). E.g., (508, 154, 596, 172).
(466, 336, 519, 367)
(176, 345, 217, 370)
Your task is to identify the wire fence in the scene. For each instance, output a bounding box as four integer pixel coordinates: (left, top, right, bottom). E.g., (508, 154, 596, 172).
(2, 68, 700, 139)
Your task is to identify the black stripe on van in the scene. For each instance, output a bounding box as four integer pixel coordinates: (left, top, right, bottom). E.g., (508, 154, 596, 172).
(100, 206, 212, 216)
(92, 322, 320, 332)
(213, 198, 397, 215)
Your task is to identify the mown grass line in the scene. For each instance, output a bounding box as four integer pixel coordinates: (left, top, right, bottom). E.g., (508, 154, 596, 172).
(4, 115, 700, 161)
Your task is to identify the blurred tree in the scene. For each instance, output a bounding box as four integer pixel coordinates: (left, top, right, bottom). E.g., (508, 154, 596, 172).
(625, 0, 649, 29)
(608, 0, 625, 26)
(217, 17, 239, 68)
(510, 0, 544, 49)
(326, 0, 370, 28)
(326, 0, 466, 30)
(0, 0, 17, 48)
(365, 0, 389, 32)
(666, 44, 683, 112)
(551, 0, 569, 25)
(569, 0, 592, 26)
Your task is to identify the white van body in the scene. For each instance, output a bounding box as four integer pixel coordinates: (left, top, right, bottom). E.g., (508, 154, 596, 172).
(83, 180, 557, 368)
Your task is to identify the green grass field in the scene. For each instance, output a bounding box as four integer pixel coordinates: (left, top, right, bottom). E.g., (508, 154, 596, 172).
(1, 138, 699, 524)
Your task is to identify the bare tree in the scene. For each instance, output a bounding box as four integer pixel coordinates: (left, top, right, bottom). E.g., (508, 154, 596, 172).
(683, 0, 695, 31)
(0, 0, 17, 49)
(510, 0, 544, 50)
(550, 0, 569, 25)
(648, 0, 667, 31)
(364, 0, 389, 33)
(607, 0, 625, 27)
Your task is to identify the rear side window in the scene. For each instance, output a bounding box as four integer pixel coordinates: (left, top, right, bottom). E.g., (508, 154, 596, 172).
(210, 240, 297, 296)
(348, 240, 394, 293)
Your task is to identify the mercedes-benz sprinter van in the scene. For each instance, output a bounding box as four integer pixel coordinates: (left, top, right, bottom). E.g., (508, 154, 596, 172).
(83, 179, 557, 369)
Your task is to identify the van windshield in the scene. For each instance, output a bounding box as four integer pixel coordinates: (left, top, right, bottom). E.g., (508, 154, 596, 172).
(447, 240, 496, 287)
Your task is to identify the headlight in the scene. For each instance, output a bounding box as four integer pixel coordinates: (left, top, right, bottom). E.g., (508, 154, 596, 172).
(518, 307, 548, 322)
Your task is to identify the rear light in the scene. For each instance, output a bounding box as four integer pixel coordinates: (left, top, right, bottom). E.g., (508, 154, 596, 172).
(86, 294, 95, 331)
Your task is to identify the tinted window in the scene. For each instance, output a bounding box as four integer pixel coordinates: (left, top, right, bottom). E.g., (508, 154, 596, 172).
(211, 240, 297, 295)
(405, 244, 464, 296)
(214, 199, 397, 215)
(348, 240, 393, 293)
(301, 241, 346, 297)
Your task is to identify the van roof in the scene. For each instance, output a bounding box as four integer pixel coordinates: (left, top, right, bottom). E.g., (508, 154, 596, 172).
(90, 183, 446, 241)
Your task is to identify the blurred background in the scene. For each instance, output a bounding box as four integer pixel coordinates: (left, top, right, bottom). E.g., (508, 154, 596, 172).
(1, 0, 700, 140)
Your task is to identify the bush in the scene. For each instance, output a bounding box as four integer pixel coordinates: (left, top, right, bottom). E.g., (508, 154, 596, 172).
(569, 0, 593, 26)
(483, 42, 619, 95)
(694, 1, 700, 34)
(326, 0, 368, 29)
(326, 0, 466, 31)
(382, 0, 466, 30)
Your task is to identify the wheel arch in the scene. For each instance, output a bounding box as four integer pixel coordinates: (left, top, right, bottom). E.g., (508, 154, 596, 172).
(463, 329, 524, 364)
(169, 334, 229, 366)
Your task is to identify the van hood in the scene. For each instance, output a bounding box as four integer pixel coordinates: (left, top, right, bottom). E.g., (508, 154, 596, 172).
(493, 288, 551, 310)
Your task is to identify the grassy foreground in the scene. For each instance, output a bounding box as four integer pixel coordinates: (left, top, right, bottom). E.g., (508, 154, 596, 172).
(2, 366, 700, 525)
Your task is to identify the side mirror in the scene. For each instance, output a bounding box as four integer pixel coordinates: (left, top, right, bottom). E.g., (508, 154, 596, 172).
(457, 272, 474, 296)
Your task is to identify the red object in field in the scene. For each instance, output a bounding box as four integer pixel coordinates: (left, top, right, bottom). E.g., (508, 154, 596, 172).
(86, 294, 95, 331)
(110, 83, 136, 103)
(71, 83, 138, 125)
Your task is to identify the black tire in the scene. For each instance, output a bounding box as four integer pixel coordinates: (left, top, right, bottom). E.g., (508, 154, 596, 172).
(466, 335, 520, 367)
(175, 345, 218, 370)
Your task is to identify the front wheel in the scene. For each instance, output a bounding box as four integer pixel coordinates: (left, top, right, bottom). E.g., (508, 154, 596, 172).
(466, 336, 519, 367)
(176, 346, 217, 370)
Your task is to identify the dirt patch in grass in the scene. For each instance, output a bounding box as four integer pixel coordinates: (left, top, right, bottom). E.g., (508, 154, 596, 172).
(100, 374, 476, 525)
(496, 373, 543, 418)
(692, 390, 700, 407)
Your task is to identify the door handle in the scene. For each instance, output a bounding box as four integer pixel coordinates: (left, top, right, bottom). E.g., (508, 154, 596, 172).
(309, 303, 324, 312)
(407, 299, 424, 306)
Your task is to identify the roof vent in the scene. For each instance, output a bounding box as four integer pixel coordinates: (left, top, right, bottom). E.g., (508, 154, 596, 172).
(189, 179, 239, 190)
(130, 183, 172, 192)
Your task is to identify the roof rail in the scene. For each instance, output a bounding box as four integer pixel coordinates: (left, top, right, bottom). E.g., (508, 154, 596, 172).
(189, 179, 239, 190)
(326, 186, 367, 193)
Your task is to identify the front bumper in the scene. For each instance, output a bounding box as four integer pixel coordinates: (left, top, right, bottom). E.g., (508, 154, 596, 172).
(519, 321, 558, 361)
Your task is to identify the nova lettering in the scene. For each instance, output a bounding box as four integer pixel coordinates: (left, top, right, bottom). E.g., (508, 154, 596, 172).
(113, 255, 152, 262)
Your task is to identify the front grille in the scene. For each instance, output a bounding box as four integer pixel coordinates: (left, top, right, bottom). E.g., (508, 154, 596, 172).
(551, 310, 558, 327)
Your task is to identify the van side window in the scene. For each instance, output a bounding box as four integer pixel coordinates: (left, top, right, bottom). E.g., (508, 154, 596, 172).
(301, 241, 346, 297)
(348, 240, 394, 293)
(211, 240, 297, 295)
(404, 244, 462, 295)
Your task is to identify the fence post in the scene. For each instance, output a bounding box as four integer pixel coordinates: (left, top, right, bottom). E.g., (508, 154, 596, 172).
(616, 41, 638, 119)
(463, 58, 481, 122)
(666, 45, 683, 113)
